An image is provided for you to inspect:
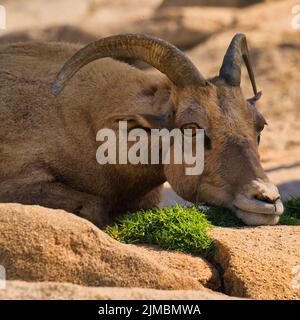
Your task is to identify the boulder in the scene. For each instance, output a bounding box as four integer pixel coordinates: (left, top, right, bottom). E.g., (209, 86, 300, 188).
(158, 0, 277, 9)
(210, 226, 300, 299)
(133, 7, 236, 50)
(0, 203, 220, 290)
(0, 280, 238, 300)
(1, 0, 160, 34)
(0, 2, 233, 52)
(0, 25, 97, 45)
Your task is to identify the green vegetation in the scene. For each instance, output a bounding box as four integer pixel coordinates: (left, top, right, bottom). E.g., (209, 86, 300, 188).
(202, 206, 243, 227)
(280, 197, 300, 225)
(106, 197, 300, 255)
(106, 205, 216, 257)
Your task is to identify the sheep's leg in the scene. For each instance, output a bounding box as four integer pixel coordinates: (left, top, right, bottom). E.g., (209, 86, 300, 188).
(0, 180, 109, 226)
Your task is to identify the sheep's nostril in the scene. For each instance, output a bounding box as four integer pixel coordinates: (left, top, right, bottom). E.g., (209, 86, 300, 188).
(254, 194, 280, 204)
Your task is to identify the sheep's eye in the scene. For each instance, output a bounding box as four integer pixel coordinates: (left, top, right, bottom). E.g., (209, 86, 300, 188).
(181, 123, 200, 137)
(256, 121, 266, 145)
(181, 123, 212, 149)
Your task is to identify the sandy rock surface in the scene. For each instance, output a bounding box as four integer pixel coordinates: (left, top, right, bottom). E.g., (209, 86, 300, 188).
(0, 203, 219, 291)
(158, 0, 278, 9)
(133, 7, 236, 49)
(0, 204, 299, 300)
(0, 281, 238, 300)
(210, 226, 300, 299)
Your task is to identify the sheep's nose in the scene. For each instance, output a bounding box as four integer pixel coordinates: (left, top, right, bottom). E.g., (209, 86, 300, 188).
(233, 179, 284, 216)
(252, 182, 281, 204)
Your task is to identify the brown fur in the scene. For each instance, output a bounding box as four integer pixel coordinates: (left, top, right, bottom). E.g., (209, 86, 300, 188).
(0, 41, 280, 226)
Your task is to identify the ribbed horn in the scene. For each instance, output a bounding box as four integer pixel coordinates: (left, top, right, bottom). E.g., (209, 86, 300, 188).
(52, 33, 206, 95)
(219, 33, 260, 98)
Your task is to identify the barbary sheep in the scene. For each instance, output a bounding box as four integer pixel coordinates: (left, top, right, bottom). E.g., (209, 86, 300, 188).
(0, 33, 283, 226)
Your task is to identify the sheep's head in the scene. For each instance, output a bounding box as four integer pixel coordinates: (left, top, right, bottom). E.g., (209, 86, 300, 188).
(52, 33, 283, 226)
(164, 81, 283, 226)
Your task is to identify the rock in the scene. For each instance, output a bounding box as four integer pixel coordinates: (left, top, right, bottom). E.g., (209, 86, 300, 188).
(0, 203, 220, 291)
(133, 7, 236, 50)
(236, 0, 297, 35)
(0, 280, 239, 300)
(0, 25, 97, 45)
(158, 0, 277, 9)
(1, 0, 160, 34)
(210, 226, 300, 299)
(0, 7, 235, 51)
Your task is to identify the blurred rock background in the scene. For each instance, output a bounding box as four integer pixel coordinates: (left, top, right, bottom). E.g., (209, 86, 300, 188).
(0, 0, 299, 199)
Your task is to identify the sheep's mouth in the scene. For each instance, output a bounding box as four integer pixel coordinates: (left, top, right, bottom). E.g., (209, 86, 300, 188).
(232, 196, 284, 226)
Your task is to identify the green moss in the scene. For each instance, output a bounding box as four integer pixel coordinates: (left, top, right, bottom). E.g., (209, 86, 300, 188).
(105, 205, 216, 258)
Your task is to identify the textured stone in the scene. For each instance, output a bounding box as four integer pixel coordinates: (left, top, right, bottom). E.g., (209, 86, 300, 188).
(158, 0, 278, 9)
(134, 7, 236, 49)
(211, 226, 300, 299)
(0, 203, 220, 290)
(0, 280, 238, 300)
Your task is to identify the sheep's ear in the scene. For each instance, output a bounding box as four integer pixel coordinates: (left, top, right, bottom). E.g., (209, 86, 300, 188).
(104, 113, 170, 130)
(247, 91, 262, 106)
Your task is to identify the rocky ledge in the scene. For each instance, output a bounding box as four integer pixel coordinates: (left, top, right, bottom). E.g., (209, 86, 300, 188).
(0, 203, 299, 300)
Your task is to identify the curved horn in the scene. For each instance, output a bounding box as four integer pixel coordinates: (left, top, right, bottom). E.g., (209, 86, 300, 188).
(52, 33, 206, 95)
(219, 33, 260, 98)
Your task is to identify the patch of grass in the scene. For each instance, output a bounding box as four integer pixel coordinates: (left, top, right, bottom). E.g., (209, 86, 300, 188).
(105, 205, 215, 258)
(105, 197, 300, 257)
(201, 206, 244, 227)
(280, 197, 300, 225)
